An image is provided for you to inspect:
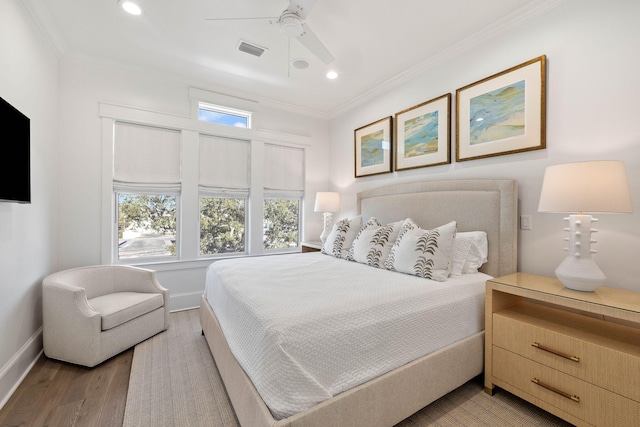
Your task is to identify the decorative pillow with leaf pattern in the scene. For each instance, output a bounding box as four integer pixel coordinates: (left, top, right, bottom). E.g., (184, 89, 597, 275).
(384, 220, 457, 281)
(321, 215, 362, 258)
(347, 217, 408, 268)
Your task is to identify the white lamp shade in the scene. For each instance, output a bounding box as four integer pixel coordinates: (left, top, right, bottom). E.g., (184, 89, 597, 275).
(314, 192, 340, 213)
(538, 161, 632, 213)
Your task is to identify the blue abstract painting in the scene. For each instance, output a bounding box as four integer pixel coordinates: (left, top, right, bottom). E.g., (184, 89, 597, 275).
(469, 80, 525, 145)
(360, 130, 384, 167)
(403, 111, 439, 158)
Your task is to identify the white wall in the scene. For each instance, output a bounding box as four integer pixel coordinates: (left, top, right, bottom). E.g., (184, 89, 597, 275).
(57, 58, 332, 310)
(0, 0, 59, 408)
(328, 0, 640, 291)
(3, 0, 639, 410)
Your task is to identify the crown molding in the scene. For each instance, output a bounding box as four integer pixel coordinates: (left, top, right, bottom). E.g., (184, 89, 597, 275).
(22, 0, 567, 122)
(327, 0, 568, 119)
(22, 0, 67, 57)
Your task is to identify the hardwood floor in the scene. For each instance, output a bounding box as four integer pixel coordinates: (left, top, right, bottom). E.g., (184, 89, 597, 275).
(0, 349, 132, 427)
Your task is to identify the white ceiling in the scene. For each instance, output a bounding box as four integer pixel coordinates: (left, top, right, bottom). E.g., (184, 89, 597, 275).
(30, 0, 562, 116)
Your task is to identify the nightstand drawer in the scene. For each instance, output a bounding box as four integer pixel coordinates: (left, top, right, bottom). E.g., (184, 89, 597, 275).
(301, 242, 322, 252)
(493, 302, 640, 401)
(493, 347, 640, 427)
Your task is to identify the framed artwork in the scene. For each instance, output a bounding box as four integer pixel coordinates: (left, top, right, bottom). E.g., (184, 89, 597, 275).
(354, 116, 393, 177)
(395, 93, 451, 171)
(456, 55, 546, 162)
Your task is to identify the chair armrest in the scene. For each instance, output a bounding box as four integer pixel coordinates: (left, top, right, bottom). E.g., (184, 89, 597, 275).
(42, 278, 103, 364)
(43, 279, 100, 318)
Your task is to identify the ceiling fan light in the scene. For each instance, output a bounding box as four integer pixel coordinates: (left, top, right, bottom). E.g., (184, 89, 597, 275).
(279, 14, 303, 37)
(119, 0, 142, 15)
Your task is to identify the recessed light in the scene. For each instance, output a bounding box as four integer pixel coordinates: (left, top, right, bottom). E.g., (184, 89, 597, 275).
(119, 0, 143, 15)
(326, 71, 338, 80)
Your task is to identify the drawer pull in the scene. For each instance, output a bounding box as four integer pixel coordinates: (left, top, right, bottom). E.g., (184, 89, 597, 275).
(531, 342, 580, 363)
(531, 378, 580, 403)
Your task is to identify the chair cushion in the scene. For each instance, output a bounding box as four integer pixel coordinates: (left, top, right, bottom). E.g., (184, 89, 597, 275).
(88, 292, 164, 331)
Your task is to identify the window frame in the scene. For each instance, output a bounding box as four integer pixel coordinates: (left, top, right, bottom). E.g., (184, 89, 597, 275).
(100, 100, 310, 268)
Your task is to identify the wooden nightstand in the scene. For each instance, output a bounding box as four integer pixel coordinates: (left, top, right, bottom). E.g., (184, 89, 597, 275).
(485, 273, 640, 427)
(301, 241, 322, 253)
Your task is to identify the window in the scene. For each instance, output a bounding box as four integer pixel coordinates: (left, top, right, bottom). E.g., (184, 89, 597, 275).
(198, 135, 250, 256)
(198, 102, 251, 129)
(105, 103, 307, 265)
(263, 144, 304, 251)
(118, 193, 177, 259)
(113, 122, 181, 261)
(263, 198, 299, 249)
(200, 197, 246, 254)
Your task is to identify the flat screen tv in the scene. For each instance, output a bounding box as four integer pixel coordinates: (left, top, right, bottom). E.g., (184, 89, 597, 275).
(0, 96, 30, 204)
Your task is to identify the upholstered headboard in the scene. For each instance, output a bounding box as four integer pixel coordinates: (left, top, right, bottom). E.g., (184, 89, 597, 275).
(357, 179, 518, 278)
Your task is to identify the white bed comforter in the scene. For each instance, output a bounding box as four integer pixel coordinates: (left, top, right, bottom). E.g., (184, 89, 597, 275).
(204, 252, 489, 420)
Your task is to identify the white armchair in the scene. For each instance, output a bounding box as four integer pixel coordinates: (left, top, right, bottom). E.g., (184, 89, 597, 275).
(43, 265, 170, 367)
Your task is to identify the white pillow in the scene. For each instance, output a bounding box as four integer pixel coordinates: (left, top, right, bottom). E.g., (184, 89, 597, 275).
(457, 231, 488, 274)
(347, 218, 406, 268)
(448, 237, 473, 278)
(385, 220, 457, 282)
(321, 215, 362, 258)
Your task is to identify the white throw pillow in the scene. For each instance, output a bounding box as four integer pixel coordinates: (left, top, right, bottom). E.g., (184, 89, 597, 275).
(457, 231, 488, 274)
(321, 215, 362, 258)
(385, 220, 457, 282)
(347, 218, 406, 268)
(448, 237, 473, 278)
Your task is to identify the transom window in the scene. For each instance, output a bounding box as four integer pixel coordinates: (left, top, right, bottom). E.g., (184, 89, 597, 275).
(198, 102, 251, 129)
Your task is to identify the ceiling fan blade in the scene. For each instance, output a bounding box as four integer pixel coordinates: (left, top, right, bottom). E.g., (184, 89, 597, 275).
(287, 0, 318, 19)
(205, 16, 278, 21)
(296, 23, 334, 65)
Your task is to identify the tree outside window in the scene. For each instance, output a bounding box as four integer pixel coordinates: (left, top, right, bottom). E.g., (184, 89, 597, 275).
(263, 199, 299, 250)
(200, 197, 246, 255)
(117, 194, 176, 259)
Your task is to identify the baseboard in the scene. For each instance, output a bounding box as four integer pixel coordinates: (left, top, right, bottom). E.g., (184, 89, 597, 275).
(169, 291, 202, 312)
(0, 327, 43, 411)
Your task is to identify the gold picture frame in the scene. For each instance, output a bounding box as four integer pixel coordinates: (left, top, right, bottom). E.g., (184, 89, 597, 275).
(354, 116, 393, 178)
(395, 93, 451, 171)
(456, 55, 546, 162)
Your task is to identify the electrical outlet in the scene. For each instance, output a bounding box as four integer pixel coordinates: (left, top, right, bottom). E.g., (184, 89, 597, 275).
(520, 215, 532, 230)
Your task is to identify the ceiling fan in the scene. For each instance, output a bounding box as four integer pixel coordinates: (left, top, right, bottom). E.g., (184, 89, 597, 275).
(206, 0, 335, 65)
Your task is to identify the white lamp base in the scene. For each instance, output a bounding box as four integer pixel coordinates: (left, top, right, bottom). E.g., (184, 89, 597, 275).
(555, 214, 605, 292)
(319, 212, 333, 243)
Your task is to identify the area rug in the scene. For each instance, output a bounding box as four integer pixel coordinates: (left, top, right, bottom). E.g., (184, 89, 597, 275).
(123, 309, 239, 426)
(124, 309, 572, 427)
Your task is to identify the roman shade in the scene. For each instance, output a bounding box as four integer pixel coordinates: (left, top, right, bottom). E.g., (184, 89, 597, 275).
(113, 122, 181, 192)
(263, 143, 304, 198)
(199, 135, 250, 197)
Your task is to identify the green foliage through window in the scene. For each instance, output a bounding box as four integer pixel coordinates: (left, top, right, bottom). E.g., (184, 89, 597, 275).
(263, 199, 299, 250)
(200, 197, 246, 255)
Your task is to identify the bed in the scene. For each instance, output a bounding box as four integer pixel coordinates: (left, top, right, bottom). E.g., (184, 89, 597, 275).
(200, 179, 518, 427)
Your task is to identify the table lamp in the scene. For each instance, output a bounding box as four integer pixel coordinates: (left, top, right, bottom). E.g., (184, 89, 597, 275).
(314, 192, 341, 243)
(538, 160, 632, 291)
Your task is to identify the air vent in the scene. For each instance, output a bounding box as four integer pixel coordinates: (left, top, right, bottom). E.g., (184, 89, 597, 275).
(237, 41, 267, 57)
